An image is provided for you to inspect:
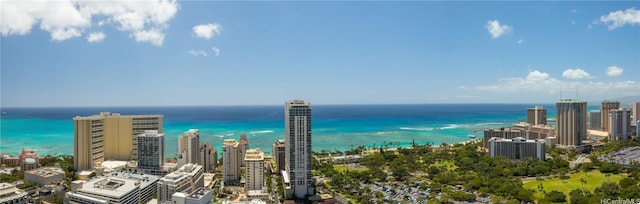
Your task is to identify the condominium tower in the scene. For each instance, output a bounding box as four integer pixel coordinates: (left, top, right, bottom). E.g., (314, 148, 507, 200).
(222, 139, 241, 183)
(239, 134, 249, 167)
(244, 148, 265, 192)
(526, 106, 547, 125)
(556, 99, 587, 147)
(601, 101, 620, 132)
(137, 130, 165, 170)
(609, 108, 632, 141)
(199, 142, 217, 173)
(488, 137, 545, 161)
(73, 112, 163, 171)
(178, 129, 200, 165)
(589, 110, 602, 130)
(285, 100, 314, 198)
(272, 139, 286, 172)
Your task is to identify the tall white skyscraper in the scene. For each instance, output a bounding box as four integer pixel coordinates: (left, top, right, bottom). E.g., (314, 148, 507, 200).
(137, 130, 165, 170)
(178, 129, 200, 165)
(284, 100, 314, 198)
(244, 148, 264, 192)
(222, 139, 241, 183)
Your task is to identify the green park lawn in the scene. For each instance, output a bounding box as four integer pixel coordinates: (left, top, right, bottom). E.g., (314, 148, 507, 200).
(334, 164, 369, 173)
(431, 160, 458, 171)
(523, 171, 627, 201)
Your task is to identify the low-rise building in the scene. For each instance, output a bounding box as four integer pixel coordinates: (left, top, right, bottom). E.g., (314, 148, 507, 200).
(171, 187, 212, 204)
(65, 171, 159, 204)
(488, 137, 545, 161)
(483, 128, 527, 148)
(157, 163, 204, 202)
(0, 182, 28, 204)
(24, 167, 65, 186)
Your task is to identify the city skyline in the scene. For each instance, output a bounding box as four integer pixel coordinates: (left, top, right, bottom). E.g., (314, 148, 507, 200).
(2, 1, 639, 107)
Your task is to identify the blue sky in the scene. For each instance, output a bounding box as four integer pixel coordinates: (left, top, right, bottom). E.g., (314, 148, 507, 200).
(1, 1, 639, 107)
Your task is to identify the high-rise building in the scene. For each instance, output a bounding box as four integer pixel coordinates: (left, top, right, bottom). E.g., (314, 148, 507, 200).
(601, 101, 620, 132)
(222, 139, 241, 183)
(272, 139, 286, 173)
(527, 106, 547, 125)
(589, 110, 602, 130)
(137, 130, 165, 170)
(488, 137, 545, 161)
(244, 148, 265, 192)
(178, 129, 200, 166)
(239, 134, 249, 167)
(285, 100, 314, 198)
(609, 108, 632, 141)
(73, 112, 163, 171)
(65, 171, 159, 204)
(482, 128, 527, 148)
(199, 142, 217, 173)
(157, 163, 204, 202)
(633, 102, 640, 123)
(556, 99, 587, 148)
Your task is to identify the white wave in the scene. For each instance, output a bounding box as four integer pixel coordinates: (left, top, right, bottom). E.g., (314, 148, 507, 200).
(440, 124, 462, 130)
(215, 134, 225, 138)
(225, 133, 234, 136)
(473, 122, 505, 126)
(250, 130, 274, 134)
(375, 131, 399, 135)
(399, 127, 434, 131)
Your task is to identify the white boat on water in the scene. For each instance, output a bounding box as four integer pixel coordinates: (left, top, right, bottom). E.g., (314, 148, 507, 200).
(468, 134, 476, 138)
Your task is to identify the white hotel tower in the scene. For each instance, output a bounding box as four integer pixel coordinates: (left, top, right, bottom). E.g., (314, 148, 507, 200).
(284, 100, 314, 198)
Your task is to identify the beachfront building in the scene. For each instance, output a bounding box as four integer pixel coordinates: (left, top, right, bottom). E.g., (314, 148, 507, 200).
(65, 171, 159, 204)
(73, 112, 163, 171)
(556, 99, 587, 148)
(137, 130, 165, 171)
(482, 128, 526, 148)
(199, 142, 217, 173)
(223, 139, 241, 183)
(178, 129, 200, 168)
(171, 188, 213, 204)
(609, 108, 632, 141)
(0, 183, 28, 204)
(527, 106, 547, 125)
(24, 167, 65, 186)
(272, 139, 286, 173)
(601, 100, 620, 132)
(589, 110, 602, 130)
(245, 149, 265, 192)
(19, 148, 39, 172)
(239, 134, 249, 167)
(512, 123, 555, 140)
(157, 163, 204, 202)
(488, 137, 546, 161)
(285, 100, 314, 198)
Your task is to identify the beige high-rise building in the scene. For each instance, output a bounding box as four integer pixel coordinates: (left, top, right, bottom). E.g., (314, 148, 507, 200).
(73, 112, 163, 171)
(601, 100, 620, 132)
(633, 102, 640, 123)
(244, 148, 264, 192)
(199, 142, 217, 173)
(222, 139, 241, 183)
(556, 99, 587, 147)
(239, 134, 249, 167)
(178, 129, 200, 165)
(527, 106, 547, 125)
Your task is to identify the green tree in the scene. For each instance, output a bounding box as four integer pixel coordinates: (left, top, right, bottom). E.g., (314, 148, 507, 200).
(594, 182, 620, 199)
(618, 177, 637, 188)
(544, 190, 567, 203)
(620, 185, 640, 199)
(569, 189, 591, 204)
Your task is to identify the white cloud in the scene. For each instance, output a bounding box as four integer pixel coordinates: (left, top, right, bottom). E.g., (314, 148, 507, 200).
(606, 66, 624, 76)
(86, 32, 106, 43)
(598, 7, 640, 30)
(486, 20, 512, 39)
(571, 9, 578, 13)
(212, 47, 220, 56)
(562, 68, 591, 79)
(0, 0, 179, 45)
(517, 39, 525, 44)
(189, 50, 208, 57)
(470, 70, 640, 102)
(131, 29, 164, 46)
(192, 23, 222, 39)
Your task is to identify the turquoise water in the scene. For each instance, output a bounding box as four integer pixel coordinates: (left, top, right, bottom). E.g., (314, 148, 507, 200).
(0, 104, 600, 157)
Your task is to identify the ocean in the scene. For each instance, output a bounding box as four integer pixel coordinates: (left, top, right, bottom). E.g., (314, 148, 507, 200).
(0, 104, 587, 157)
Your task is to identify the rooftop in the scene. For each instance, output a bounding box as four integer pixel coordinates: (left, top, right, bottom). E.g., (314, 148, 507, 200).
(73, 112, 163, 120)
(245, 149, 264, 161)
(26, 167, 65, 177)
(77, 171, 159, 198)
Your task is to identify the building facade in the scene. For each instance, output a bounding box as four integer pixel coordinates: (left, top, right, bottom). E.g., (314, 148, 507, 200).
(222, 139, 241, 183)
(73, 112, 163, 170)
(272, 139, 286, 173)
(589, 110, 602, 130)
(0, 183, 28, 204)
(65, 171, 159, 204)
(178, 129, 200, 166)
(526, 106, 547, 125)
(633, 102, 640, 124)
(601, 101, 620, 132)
(24, 167, 65, 186)
(285, 100, 314, 198)
(483, 128, 527, 148)
(171, 188, 213, 204)
(488, 137, 545, 161)
(556, 99, 587, 148)
(157, 163, 204, 202)
(19, 148, 39, 172)
(199, 142, 217, 173)
(137, 130, 165, 170)
(245, 149, 265, 192)
(609, 108, 632, 141)
(239, 134, 249, 167)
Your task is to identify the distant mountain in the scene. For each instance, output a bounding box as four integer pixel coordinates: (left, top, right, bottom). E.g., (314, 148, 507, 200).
(615, 95, 640, 105)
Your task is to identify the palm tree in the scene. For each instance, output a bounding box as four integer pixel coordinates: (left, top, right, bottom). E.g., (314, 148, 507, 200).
(580, 178, 586, 189)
